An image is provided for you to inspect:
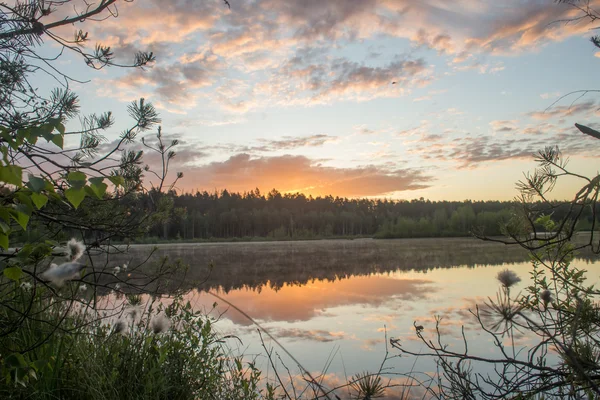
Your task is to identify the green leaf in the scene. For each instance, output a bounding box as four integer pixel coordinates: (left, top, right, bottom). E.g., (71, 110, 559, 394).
(67, 171, 87, 182)
(0, 220, 9, 234)
(0, 208, 10, 223)
(27, 175, 46, 193)
(10, 206, 30, 230)
(3, 267, 22, 281)
(31, 193, 48, 209)
(0, 233, 8, 250)
(89, 180, 107, 199)
(53, 119, 66, 135)
(0, 165, 22, 186)
(108, 175, 125, 187)
(0, 146, 8, 164)
(14, 193, 33, 210)
(5, 353, 27, 368)
(51, 134, 64, 149)
(33, 124, 55, 142)
(89, 177, 104, 186)
(65, 187, 86, 208)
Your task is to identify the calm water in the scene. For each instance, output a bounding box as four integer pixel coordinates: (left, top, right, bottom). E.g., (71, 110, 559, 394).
(99, 238, 599, 399)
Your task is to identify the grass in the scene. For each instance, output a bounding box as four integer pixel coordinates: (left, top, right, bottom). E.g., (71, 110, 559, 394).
(0, 283, 268, 400)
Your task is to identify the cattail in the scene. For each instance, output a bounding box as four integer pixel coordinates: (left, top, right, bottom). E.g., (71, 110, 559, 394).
(150, 313, 171, 334)
(41, 262, 84, 287)
(66, 238, 85, 261)
(540, 289, 553, 308)
(496, 269, 521, 289)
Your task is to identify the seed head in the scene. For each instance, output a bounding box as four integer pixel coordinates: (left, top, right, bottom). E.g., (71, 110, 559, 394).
(20, 282, 32, 291)
(112, 319, 127, 335)
(66, 238, 85, 261)
(113, 266, 120, 276)
(496, 269, 521, 288)
(41, 262, 85, 287)
(150, 313, 171, 334)
(540, 289, 553, 308)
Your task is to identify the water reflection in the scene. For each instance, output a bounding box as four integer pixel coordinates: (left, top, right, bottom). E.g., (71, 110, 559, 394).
(93, 238, 599, 398)
(107, 237, 597, 294)
(181, 275, 434, 325)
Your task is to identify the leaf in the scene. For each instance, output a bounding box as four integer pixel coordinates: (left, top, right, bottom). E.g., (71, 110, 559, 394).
(14, 193, 33, 210)
(27, 175, 46, 193)
(3, 267, 22, 281)
(51, 134, 64, 149)
(108, 175, 125, 187)
(10, 207, 30, 230)
(5, 353, 27, 368)
(0, 146, 8, 164)
(575, 123, 600, 140)
(65, 187, 86, 208)
(0, 208, 10, 223)
(0, 165, 22, 186)
(0, 233, 8, 250)
(54, 121, 66, 135)
(89, 177, 104, 186)
(67, 171, 86, 182)
(89, 181, 107, 199)
(0, 220, 9, 234)
(31, 193, 48, 209)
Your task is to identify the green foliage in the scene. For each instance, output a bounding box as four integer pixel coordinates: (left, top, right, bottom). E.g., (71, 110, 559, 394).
(0, 289, 270, 400)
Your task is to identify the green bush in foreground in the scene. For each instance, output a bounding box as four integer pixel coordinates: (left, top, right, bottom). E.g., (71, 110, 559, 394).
(0, 286, 269, 400)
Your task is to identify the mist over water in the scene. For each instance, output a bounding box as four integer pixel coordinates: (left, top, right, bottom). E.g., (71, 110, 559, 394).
(95, 238, 600, 398)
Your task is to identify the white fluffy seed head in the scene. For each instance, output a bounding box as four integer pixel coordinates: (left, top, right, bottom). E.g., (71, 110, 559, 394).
(496, 269, 521, 289)
(113, 266, 120, 276)
(150, 313, 171, 334)
(66, 238, 85, 261)
(112, 319, 127, 335)
(41, 262, 84, 287)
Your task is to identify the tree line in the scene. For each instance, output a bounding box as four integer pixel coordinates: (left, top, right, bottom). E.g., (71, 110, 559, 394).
(110, 188, 598, 242)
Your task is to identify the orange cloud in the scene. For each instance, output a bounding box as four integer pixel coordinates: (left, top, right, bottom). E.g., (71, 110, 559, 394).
(181, 154, 432, 197)
(82, 0, 598, 112)
(184, 275, 434, 325)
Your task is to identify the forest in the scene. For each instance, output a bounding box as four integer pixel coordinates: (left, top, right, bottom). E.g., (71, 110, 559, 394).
(93, 188, 598, 242)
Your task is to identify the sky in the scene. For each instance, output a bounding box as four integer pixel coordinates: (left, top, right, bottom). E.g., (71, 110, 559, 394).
(41, 0, 600, 200)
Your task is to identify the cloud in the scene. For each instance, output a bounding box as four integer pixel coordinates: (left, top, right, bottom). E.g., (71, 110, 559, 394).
(101, 51, 224, 107)
(271, 328, 347, 343)
(407, 121, 600, 167)
(413, 95, 432, 102)
(527, 100, 598, 120)
(89, 0, 596, 112)
(490, 120, 518, 133)
(182, 154, 432, 196)
(253, 55, 433, 109)
(257, 134, 338, 150)
(204, 275, 435, 324)
(540, 92, 561, 99)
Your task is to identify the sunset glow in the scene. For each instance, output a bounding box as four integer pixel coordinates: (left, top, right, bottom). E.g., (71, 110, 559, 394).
(56, 0, 600, 200)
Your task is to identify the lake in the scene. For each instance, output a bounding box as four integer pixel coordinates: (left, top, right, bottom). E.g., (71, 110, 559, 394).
(99, 237, 600, 399)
